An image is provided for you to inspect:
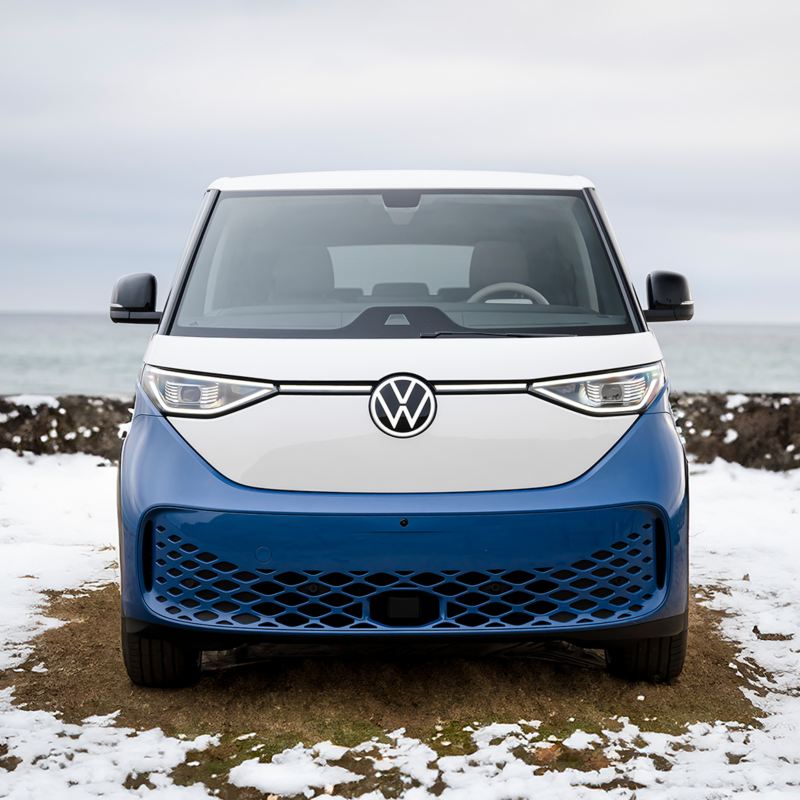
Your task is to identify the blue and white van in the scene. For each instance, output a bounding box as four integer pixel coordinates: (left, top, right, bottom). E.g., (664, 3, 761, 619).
(111, 171, 693, 687)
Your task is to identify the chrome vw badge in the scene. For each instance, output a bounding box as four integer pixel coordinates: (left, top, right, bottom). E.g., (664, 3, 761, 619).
(369, 375, 436, 438)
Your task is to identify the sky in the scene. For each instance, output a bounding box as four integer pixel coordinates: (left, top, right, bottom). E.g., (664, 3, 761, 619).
(1, 1, 798, 322)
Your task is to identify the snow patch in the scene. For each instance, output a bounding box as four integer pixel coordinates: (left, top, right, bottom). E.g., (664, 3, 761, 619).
(0, 451, 118, 669)
(354, 728, 439, 786)
(562, 730, 602, 750)
(0, 689, 217, 798)
(725, 393, 749, 410)
(690, 460, 800, 693)
(5, 395, 60, 409)
(724, 428, 739, 444)
(229, 742, 362, 796)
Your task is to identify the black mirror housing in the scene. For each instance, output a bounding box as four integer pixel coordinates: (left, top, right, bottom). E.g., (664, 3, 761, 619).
(644, 271, 694, 322)
(110, 273, 162, 324)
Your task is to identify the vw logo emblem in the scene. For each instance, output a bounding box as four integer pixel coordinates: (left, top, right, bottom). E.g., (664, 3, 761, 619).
(369, 375, 437, 438)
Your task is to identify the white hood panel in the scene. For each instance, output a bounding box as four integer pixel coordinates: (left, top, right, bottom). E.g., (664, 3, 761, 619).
(168, 393, 634, 493)
(154, 332, 659, 493)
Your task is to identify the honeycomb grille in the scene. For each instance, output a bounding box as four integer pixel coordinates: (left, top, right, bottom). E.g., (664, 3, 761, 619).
(148, 525, 659, 632)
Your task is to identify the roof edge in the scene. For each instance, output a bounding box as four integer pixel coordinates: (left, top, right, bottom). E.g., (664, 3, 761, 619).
(208, 170, 595, 193)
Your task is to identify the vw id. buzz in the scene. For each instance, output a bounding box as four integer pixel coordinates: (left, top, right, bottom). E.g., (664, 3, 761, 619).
(111, 171, 693, 687)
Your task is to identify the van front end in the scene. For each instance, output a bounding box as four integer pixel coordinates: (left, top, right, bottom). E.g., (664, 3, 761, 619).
(112, 171, 693, 686)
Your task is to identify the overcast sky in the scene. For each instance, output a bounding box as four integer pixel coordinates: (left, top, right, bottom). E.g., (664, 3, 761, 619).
(1, 1, 798, 321)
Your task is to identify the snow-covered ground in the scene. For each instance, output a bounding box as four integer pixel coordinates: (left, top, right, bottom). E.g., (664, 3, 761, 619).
(1, 450, 800, 798)
(0, 452, 117, 672)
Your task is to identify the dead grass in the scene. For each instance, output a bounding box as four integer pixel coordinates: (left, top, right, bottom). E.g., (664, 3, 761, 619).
(0, 585, 762, 797)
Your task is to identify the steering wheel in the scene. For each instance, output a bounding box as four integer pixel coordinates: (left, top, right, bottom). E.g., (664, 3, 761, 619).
(467, 282, 550, 305)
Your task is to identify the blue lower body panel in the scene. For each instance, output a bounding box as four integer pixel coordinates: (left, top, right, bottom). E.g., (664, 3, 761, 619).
(120, 390, 688, 644)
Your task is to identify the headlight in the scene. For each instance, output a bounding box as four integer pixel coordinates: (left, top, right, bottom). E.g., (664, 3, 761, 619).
(529, 363, 665, 415)
(141, 365, 277, 416)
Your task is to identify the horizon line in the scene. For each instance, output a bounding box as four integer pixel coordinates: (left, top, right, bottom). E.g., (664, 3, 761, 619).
(0, 309, 799, 326)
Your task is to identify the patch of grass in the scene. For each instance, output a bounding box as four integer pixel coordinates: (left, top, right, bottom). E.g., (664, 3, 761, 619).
(535, 717, 605, 742)
(529, 742, 610, 773)
(0, 742, 21, 772)
(171, 722, 385, 799)
(122, 773, 155, 791)
(333, 756, 410, 800)
(1, 585, 767, 798)
(172, 735, 289, 799)
(415, 719, 478, 756)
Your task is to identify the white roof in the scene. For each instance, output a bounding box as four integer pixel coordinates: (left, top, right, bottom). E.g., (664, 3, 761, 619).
(209, 170, 594, 193)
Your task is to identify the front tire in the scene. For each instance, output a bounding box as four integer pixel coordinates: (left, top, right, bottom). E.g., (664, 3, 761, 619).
(605, 628, 687, 683)
(121, 624, 202, 688)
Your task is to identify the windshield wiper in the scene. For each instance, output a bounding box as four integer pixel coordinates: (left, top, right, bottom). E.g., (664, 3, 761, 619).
(420, 330, 576, 338)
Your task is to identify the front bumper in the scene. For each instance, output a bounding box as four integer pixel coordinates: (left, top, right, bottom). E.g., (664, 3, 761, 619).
(119, 389, 688, 647)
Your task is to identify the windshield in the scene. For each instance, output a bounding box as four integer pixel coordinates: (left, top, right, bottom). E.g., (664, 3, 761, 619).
(171, 191, 634, 338)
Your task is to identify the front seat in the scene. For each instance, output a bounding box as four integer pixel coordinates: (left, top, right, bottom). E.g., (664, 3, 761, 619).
(271, 246, 335, 302)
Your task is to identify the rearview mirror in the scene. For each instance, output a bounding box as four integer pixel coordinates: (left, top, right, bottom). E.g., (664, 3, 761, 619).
(110, 273, 162, 324)
(643, 271, 694, 322)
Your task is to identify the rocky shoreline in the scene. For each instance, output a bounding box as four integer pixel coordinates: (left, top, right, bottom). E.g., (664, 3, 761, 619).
(1, 392, 798, 471)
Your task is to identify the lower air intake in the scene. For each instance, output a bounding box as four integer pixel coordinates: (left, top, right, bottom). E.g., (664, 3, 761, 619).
(147, 525, 661, 633)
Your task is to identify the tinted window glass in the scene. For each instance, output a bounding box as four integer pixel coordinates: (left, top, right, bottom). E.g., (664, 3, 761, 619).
(173, 192, 633, 338)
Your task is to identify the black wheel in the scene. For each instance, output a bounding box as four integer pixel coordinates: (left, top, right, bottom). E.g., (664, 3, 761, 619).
(121, 623, 202, 688)
(605, 628, 687, 683)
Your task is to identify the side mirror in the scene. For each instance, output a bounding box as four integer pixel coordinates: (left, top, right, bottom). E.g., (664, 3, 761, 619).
(110, 273, 162, 324)
(644, 271, 694, 322)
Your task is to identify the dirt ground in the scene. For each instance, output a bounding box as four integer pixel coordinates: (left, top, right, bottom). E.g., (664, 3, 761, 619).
(0, 584, 760, 796)
(5, 585, 758, 738)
